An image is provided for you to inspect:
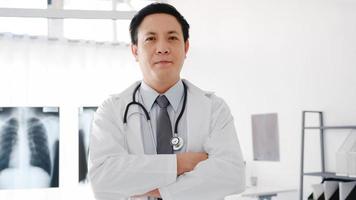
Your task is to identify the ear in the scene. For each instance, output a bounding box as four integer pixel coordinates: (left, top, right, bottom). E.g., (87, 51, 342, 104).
(184, 40, 190, 56)
(131, 44, 139, 62)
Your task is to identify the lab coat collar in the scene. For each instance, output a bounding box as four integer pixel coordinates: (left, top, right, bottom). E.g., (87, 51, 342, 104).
(139, 81, 159, 113)
(140, 80, 184, 113)
(119, 79, 214, 118)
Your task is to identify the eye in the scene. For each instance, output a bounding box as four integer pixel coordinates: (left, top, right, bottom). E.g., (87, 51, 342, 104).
(169, 36, 179, 41)
(145, 37, 155, 41)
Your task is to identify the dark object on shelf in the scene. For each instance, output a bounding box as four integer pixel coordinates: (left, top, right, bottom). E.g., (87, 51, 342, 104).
(345, 186, 356, 200)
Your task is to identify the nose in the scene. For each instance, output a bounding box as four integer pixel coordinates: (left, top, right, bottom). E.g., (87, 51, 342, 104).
(156, 41, 170, 55)
(157, 49, 169, 54)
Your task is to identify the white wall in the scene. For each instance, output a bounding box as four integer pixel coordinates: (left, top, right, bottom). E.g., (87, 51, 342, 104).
(172, 0, 356, 198)
(1, 0, 356, 199)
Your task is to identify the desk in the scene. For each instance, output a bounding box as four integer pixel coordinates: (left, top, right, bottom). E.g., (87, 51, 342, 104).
(225, 186, 297, 200)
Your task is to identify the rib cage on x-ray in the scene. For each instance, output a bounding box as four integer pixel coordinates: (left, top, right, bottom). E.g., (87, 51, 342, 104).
(0, 118, 19, 172)
(27, 117, 52, 175)
(79, 107, 97, 183)
(78, 129, 88, 182)
(0, 107, 59, 189)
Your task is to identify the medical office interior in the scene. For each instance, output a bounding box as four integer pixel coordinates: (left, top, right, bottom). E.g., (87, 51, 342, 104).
(0, 0, 356, 199)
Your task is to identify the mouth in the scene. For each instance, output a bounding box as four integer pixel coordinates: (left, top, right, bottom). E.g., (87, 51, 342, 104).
(154, 60, 173, 65)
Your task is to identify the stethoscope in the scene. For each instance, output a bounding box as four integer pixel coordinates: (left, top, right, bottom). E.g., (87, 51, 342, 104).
(123, 81, 187, 151)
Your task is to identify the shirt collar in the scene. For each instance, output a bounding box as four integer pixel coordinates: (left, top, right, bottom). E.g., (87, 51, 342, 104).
(140, 80, 184, 113)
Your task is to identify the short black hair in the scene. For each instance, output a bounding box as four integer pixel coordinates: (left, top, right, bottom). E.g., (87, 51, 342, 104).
(129, 3, 190, 45)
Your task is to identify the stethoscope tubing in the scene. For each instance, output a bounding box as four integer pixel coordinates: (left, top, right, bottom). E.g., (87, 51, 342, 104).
(123, 81, 187, 135)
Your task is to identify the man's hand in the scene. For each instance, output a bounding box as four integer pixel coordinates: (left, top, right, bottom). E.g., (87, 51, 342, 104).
(176, 152, 208, 175)
(132, 189, 161, 198)
(132, 152, 208, 198)
(146, 189, 161, 197)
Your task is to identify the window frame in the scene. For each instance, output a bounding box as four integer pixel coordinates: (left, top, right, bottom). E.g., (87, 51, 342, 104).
(0, 0, 165, 42)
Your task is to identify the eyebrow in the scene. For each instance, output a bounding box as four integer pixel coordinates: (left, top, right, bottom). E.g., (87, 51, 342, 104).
(144, 32, 156, 36)
(144, 31, 180, 36)
(167, 31, 179, 35)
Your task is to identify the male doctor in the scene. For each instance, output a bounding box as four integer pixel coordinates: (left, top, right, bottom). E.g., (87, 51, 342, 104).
(89, 3, 245, 200)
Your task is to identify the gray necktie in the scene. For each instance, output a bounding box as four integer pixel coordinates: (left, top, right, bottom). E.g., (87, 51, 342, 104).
(155, 95, 173, 154)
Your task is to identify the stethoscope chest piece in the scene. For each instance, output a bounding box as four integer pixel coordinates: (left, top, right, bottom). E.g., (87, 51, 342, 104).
(171, 135, 184, 151)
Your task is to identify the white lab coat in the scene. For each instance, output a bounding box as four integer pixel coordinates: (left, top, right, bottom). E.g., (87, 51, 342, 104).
(89, 79, 245, 200)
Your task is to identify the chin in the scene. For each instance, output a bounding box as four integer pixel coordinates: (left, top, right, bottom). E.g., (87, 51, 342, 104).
(154, 73, 178, 82)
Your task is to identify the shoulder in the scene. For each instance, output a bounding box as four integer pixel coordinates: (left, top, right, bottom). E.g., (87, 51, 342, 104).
(100, 81, 140, 107)
(184, 79, 233, 130)
(183, 79, 227, 108)
(183, 79, 214, 98)
(96, 81, 140, 119)
(184, 79, 232, 125)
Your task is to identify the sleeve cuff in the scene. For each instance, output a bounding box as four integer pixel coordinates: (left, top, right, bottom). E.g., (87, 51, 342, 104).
(159, 155, 177, 200)
(159, 186, 174, 200)
(166, 154, 178, 183)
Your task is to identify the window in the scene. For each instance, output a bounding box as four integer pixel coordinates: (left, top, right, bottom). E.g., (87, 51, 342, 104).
(0, 0, 46, 9)
(116, 0, 156, 11)
(0, 17, 47, 35)
(115, 19, 131, 43)
(64, 0, 112, 11)
(64, 19, 114, 41)
(63, 0, 156, 11)
(0, 0, 162, 42)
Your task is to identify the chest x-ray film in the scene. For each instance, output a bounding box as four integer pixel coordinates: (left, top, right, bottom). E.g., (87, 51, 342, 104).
(251, 113, 280, 161)
(0, 107, 59, 189)
(78, 107, 97, 184)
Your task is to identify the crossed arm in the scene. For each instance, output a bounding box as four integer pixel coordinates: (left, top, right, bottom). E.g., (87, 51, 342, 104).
(136, 152, 208, 198)
(89, 96, 245, 200)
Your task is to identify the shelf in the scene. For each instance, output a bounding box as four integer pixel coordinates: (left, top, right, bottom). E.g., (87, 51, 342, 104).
(300, 111, 356, 200)
(303, 111, 322, 113)
(304, 172, 356, 181)
(304, 126, 356, 130)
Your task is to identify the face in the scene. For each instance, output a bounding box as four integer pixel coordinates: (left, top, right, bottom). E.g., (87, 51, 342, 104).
(131, 13, 189, 86)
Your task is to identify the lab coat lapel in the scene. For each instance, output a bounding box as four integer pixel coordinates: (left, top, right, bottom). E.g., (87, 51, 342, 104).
(185, 80, 212, 152)
(122, 84, 145, 154)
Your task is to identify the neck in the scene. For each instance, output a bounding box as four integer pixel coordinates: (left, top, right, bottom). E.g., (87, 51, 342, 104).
(144, 78, 180, 94)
